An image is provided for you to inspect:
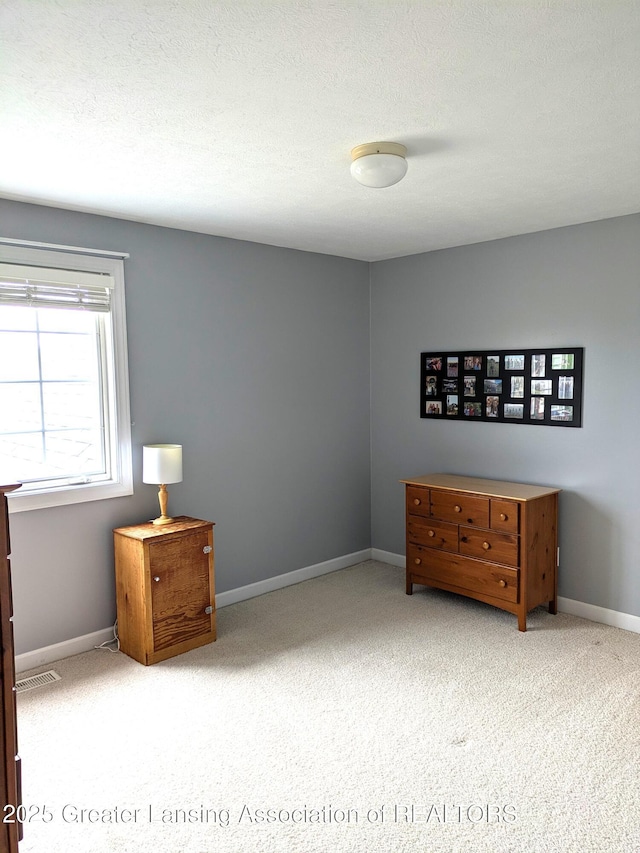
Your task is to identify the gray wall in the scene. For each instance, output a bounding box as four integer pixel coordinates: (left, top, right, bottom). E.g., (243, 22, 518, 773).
(3, 198, 639, 655)
(0, 200, 371, 654)
(370, 214, 640, 617)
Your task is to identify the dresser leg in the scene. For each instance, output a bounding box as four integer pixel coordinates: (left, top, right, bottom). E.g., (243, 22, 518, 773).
(518, 612, 527, 632)
(406, 575, 413, 595)
(548, 599, 557, 615)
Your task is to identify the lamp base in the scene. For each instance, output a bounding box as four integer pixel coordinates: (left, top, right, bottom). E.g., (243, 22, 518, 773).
(152, 515, 175, 526)
(152, 484, 175, 525)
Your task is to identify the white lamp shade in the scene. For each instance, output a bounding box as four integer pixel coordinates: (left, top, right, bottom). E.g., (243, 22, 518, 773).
(142, 444, 183, 485)
(350, 142, 408, 188)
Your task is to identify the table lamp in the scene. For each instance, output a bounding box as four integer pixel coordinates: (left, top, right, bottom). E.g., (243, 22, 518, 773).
(142, 444, 183, 525)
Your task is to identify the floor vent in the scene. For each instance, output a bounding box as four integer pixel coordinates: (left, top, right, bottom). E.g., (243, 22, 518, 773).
(16, 670, 61, 694)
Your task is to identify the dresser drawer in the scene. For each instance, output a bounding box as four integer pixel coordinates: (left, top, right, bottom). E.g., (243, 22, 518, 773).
(406, 486, 430, 518)
(411, 547, 519, 604)
(430, 489, 489, 527)
(490, 499, 519, 533)
(407, 517, 458, 552)
(459, 526, 519, 567)
(407, 543, 435, 572)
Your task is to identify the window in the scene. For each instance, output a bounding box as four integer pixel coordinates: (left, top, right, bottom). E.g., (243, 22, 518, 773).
(0, 244, 133, 511)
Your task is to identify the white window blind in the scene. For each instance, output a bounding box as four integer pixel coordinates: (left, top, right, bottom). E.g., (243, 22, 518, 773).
(0, 263, 113, 312)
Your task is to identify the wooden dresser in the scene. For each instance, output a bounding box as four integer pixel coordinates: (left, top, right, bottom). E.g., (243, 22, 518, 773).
(114, 516, 216, 665)
(1, 484, 21, 853)
(401, 474, 560, 632)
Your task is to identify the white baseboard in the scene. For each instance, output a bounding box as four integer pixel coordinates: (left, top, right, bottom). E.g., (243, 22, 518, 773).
(557, 596, 640, 634)
(16, 549, 373, 673)
(372, 548, 405, 567)
(18, 549, 638, 673)
(215, 548, 372, 608)
(371, 549, 640, 636)
(16, 627, 116, 674)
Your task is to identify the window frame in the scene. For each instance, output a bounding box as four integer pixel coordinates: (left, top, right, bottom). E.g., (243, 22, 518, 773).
(0, 244, 133, 512)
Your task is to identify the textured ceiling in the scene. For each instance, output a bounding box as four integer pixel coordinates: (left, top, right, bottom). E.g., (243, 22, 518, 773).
(1, 1, 639, 261)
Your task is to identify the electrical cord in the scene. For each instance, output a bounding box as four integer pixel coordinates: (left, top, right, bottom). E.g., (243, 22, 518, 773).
(94, 619, 120, 652)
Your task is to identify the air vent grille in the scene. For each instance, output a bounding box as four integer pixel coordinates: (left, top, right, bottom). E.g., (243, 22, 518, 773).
(16, 670, 61, 694)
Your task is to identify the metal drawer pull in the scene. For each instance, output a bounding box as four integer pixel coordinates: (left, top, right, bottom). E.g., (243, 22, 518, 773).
(153, 576, 160, 583)
(203, 545, 212, 554)
(414, 558, 421, 565)
(482, 541, 491, 550)
(204, 605, 214, 615)
(500, 513, 508, 521)
(454, 505, 462, 512)
(413, 498, 421, 506)
(498, 579, 507, 587)
(428, 530, 435, 537)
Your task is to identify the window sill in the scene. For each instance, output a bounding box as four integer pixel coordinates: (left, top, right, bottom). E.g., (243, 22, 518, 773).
(7, 479, 133, 513)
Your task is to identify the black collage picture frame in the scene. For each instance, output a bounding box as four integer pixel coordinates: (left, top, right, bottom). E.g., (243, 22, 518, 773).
(421, 348, 584, 427)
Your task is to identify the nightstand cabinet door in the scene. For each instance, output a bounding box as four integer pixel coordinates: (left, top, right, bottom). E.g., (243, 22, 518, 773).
(150, 529, 212, 652)
(114, 516, 216, 665)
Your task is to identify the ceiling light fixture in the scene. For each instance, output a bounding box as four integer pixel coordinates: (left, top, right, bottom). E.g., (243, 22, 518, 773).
(350, 142, 408, 188)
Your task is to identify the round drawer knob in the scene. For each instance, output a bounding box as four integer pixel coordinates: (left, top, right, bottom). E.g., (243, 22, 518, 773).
(428, 530, 435, 538)
(414, 558, 421, 565)
(153, 576, 160, 583)
(482, 541, 491, 550)
(454, 505, 462, 513)
(500, 513, 507, 521)
(498, 579, 507, 587)
(413, 498, 421, 506)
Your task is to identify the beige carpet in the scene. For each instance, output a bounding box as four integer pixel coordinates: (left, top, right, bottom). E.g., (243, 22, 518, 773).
(15, 560, 640, 853)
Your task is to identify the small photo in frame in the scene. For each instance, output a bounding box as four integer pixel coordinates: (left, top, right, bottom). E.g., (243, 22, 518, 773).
(447, 356, 459, 377)
(464, 401, 482, 417)
(484, 378, 503, 394)
(551, 405, 573, 422)
(504, 403, 524, 419)
(558, 376, 574, 399)
(531, 354, 546, 377)
(531, 379, 553, 395)
(425, 356, 442, 371)
(463, 376, 476, 396)
(486, 396, 499, 417)
(442, 379, 458, 393)
(531, 397, 545, 420)
(447, 395, 459, 415)
(505, 355, 525, 370)
(486, 355, 500, 377)
(425, 400, 443, 415)
(464, 355, 482, 370)
(552, 353, 575, 370)
(425, 376, 438, 396)
(511, 376, 525, 398)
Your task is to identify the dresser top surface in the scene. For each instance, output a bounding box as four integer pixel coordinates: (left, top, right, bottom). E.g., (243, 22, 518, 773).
(113, 515, 214, 540)
(0, 483, 21, 495)
(400, 473, 561, 501)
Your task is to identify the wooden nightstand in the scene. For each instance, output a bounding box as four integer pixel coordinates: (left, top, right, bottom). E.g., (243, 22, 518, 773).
(114, 516, 216, 665)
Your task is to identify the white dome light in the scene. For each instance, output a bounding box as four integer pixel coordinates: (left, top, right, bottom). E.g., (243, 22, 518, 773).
(350, 142, 408, 188)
